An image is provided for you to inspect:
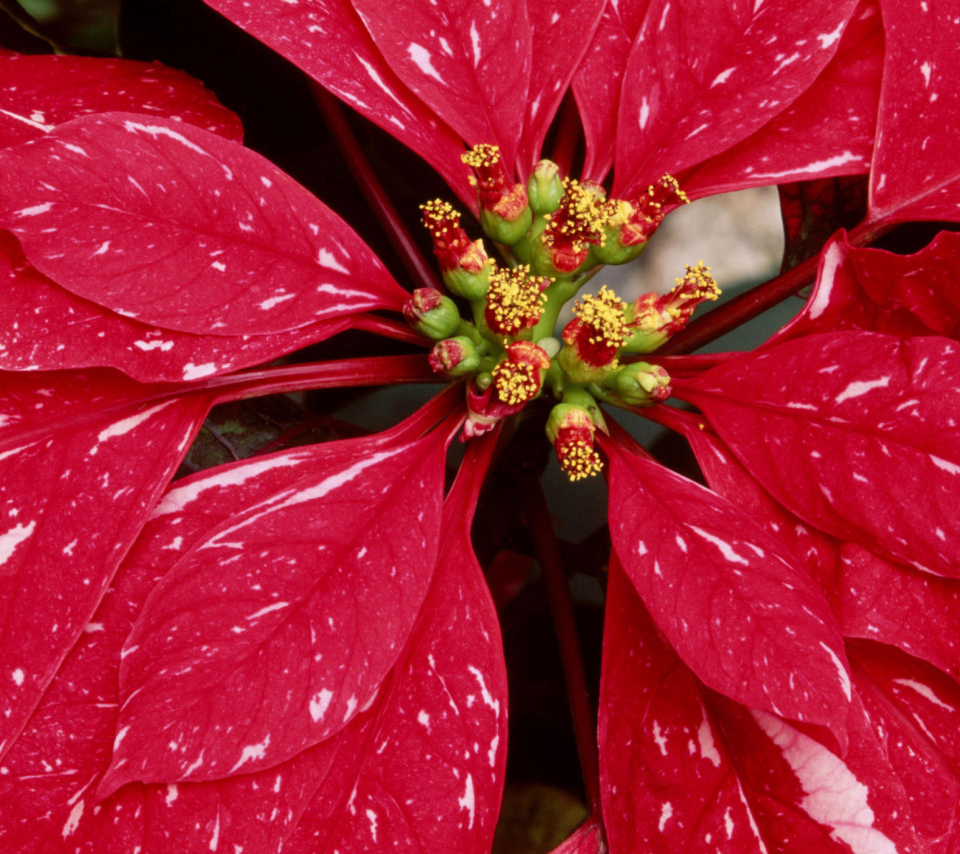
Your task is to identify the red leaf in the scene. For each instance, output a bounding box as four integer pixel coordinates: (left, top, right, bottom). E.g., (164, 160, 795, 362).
(677, 331, 960, 578)
(682, 0, 882, 199)
(868, 0, 960, 224)
(774, 230, 960, 345)
(0, 370, 209, 763)
(202, 0, 471, 204)
(600, 560, 769, 853)
(849, 640, 960, 852)
(351, 0, 532, 173)
(283, 435, 507, 852)
(100, 426, 449, 790)
(711, 693, 925, 852)
(515, 0, 605, 175)
(667, 410, 842, 598)
(0, 53, 242, 148)
(0, 113, 408, 339)
(0, 443, 399, 850)
(0, 232, 350, 382)
(612, 0, 859, 197)
(573, 0, 652, 183)
(601, 432, 853, 745)
(838, 543, 960, 683)
(601, 559, 924, 851)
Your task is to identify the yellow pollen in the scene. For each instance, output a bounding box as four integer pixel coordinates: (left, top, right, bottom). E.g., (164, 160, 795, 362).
(492, 361, 539, 405)
(545, 178, 609, 251)
(674, 260, 720, 300)
(420, 199, 461, 241)
(486, 265, 550, 334)
(558, 439, 603, 481)
(573, 285, 631, 347)
(462, 144, 501, 170)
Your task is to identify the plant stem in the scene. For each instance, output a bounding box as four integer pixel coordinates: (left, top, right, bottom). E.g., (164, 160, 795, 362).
(349, 314, 431, 346)
(312, 85, 441, 292)
(518, 472, 602, 819)
(656, 220, 895, 355)
(205, 354, 440, 403)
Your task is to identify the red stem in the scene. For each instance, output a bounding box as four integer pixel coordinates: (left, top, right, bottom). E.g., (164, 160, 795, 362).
(656, 219, 895, 355)
(311, 85, 442, 292)
(349, 314, 431, 347)
(518, 472, 602, 819)
(203, 354, 439, 404)
(551, 93, 582, 179)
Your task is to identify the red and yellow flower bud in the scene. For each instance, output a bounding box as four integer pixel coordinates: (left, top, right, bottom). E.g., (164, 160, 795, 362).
(614, 362, 672, 406)
(546, 404, 603, 481)
(462, 144, 532, 245)
(557, 286, 631, 382)
(531, 178, 609, 275)
(484, 264, 551, 339)
(421, 199, 491, 299)
(463, 341, 551, 438)
(402, 287, 462, 340)
(604, 175, 690, 256)
(428, 336, 481, 378)
(624, 261, 720, 353)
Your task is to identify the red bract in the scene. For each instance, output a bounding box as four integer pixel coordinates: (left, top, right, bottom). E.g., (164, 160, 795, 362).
(0, 113, 407, 342)
(0, 53, 243, 147)
(3, 0, 960, 849)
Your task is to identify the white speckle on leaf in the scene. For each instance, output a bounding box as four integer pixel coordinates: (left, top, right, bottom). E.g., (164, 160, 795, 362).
(819, 642, 851, 701)
(689, 526, 749, 565)
(258, 293, 295, 310)
(809, 240, 842, 318)
(458, 774, 475, 829)
(930, 454, 960, 475)
(407, 43, 445, 84)
(893, 677, 954, 711)
(14, 202, 53, 218)
(11, 669, 24, 687)
(317, 248, 349, 273)
(817, 21, 845, 49)
(710, 67, 736, 87)
(366, 808, 378, 841)
(659, 801, 673, 832)
(183, 362, 218, 380)
(310, 688, 333, 722)
(835, 376, 891, 404)
(165, 783, 178, 805)
(98, 401, 175, 443)
(62, 800, 84, 838)
(246, 602, 290, 620)
(230, 735, 270, 773)
(0, 521, 36, 568)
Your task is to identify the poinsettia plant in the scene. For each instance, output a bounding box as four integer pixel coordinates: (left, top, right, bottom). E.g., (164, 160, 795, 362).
(2, 0, 960, 850)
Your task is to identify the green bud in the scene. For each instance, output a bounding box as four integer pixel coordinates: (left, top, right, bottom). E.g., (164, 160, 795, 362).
(614, 362, 672, 406)
(403, 288, 461, 340)
(527, 160, 564, 215)
(480, 203, 533, 246)
(428, 336, 481, 378)
(441, 255, 492, 301)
